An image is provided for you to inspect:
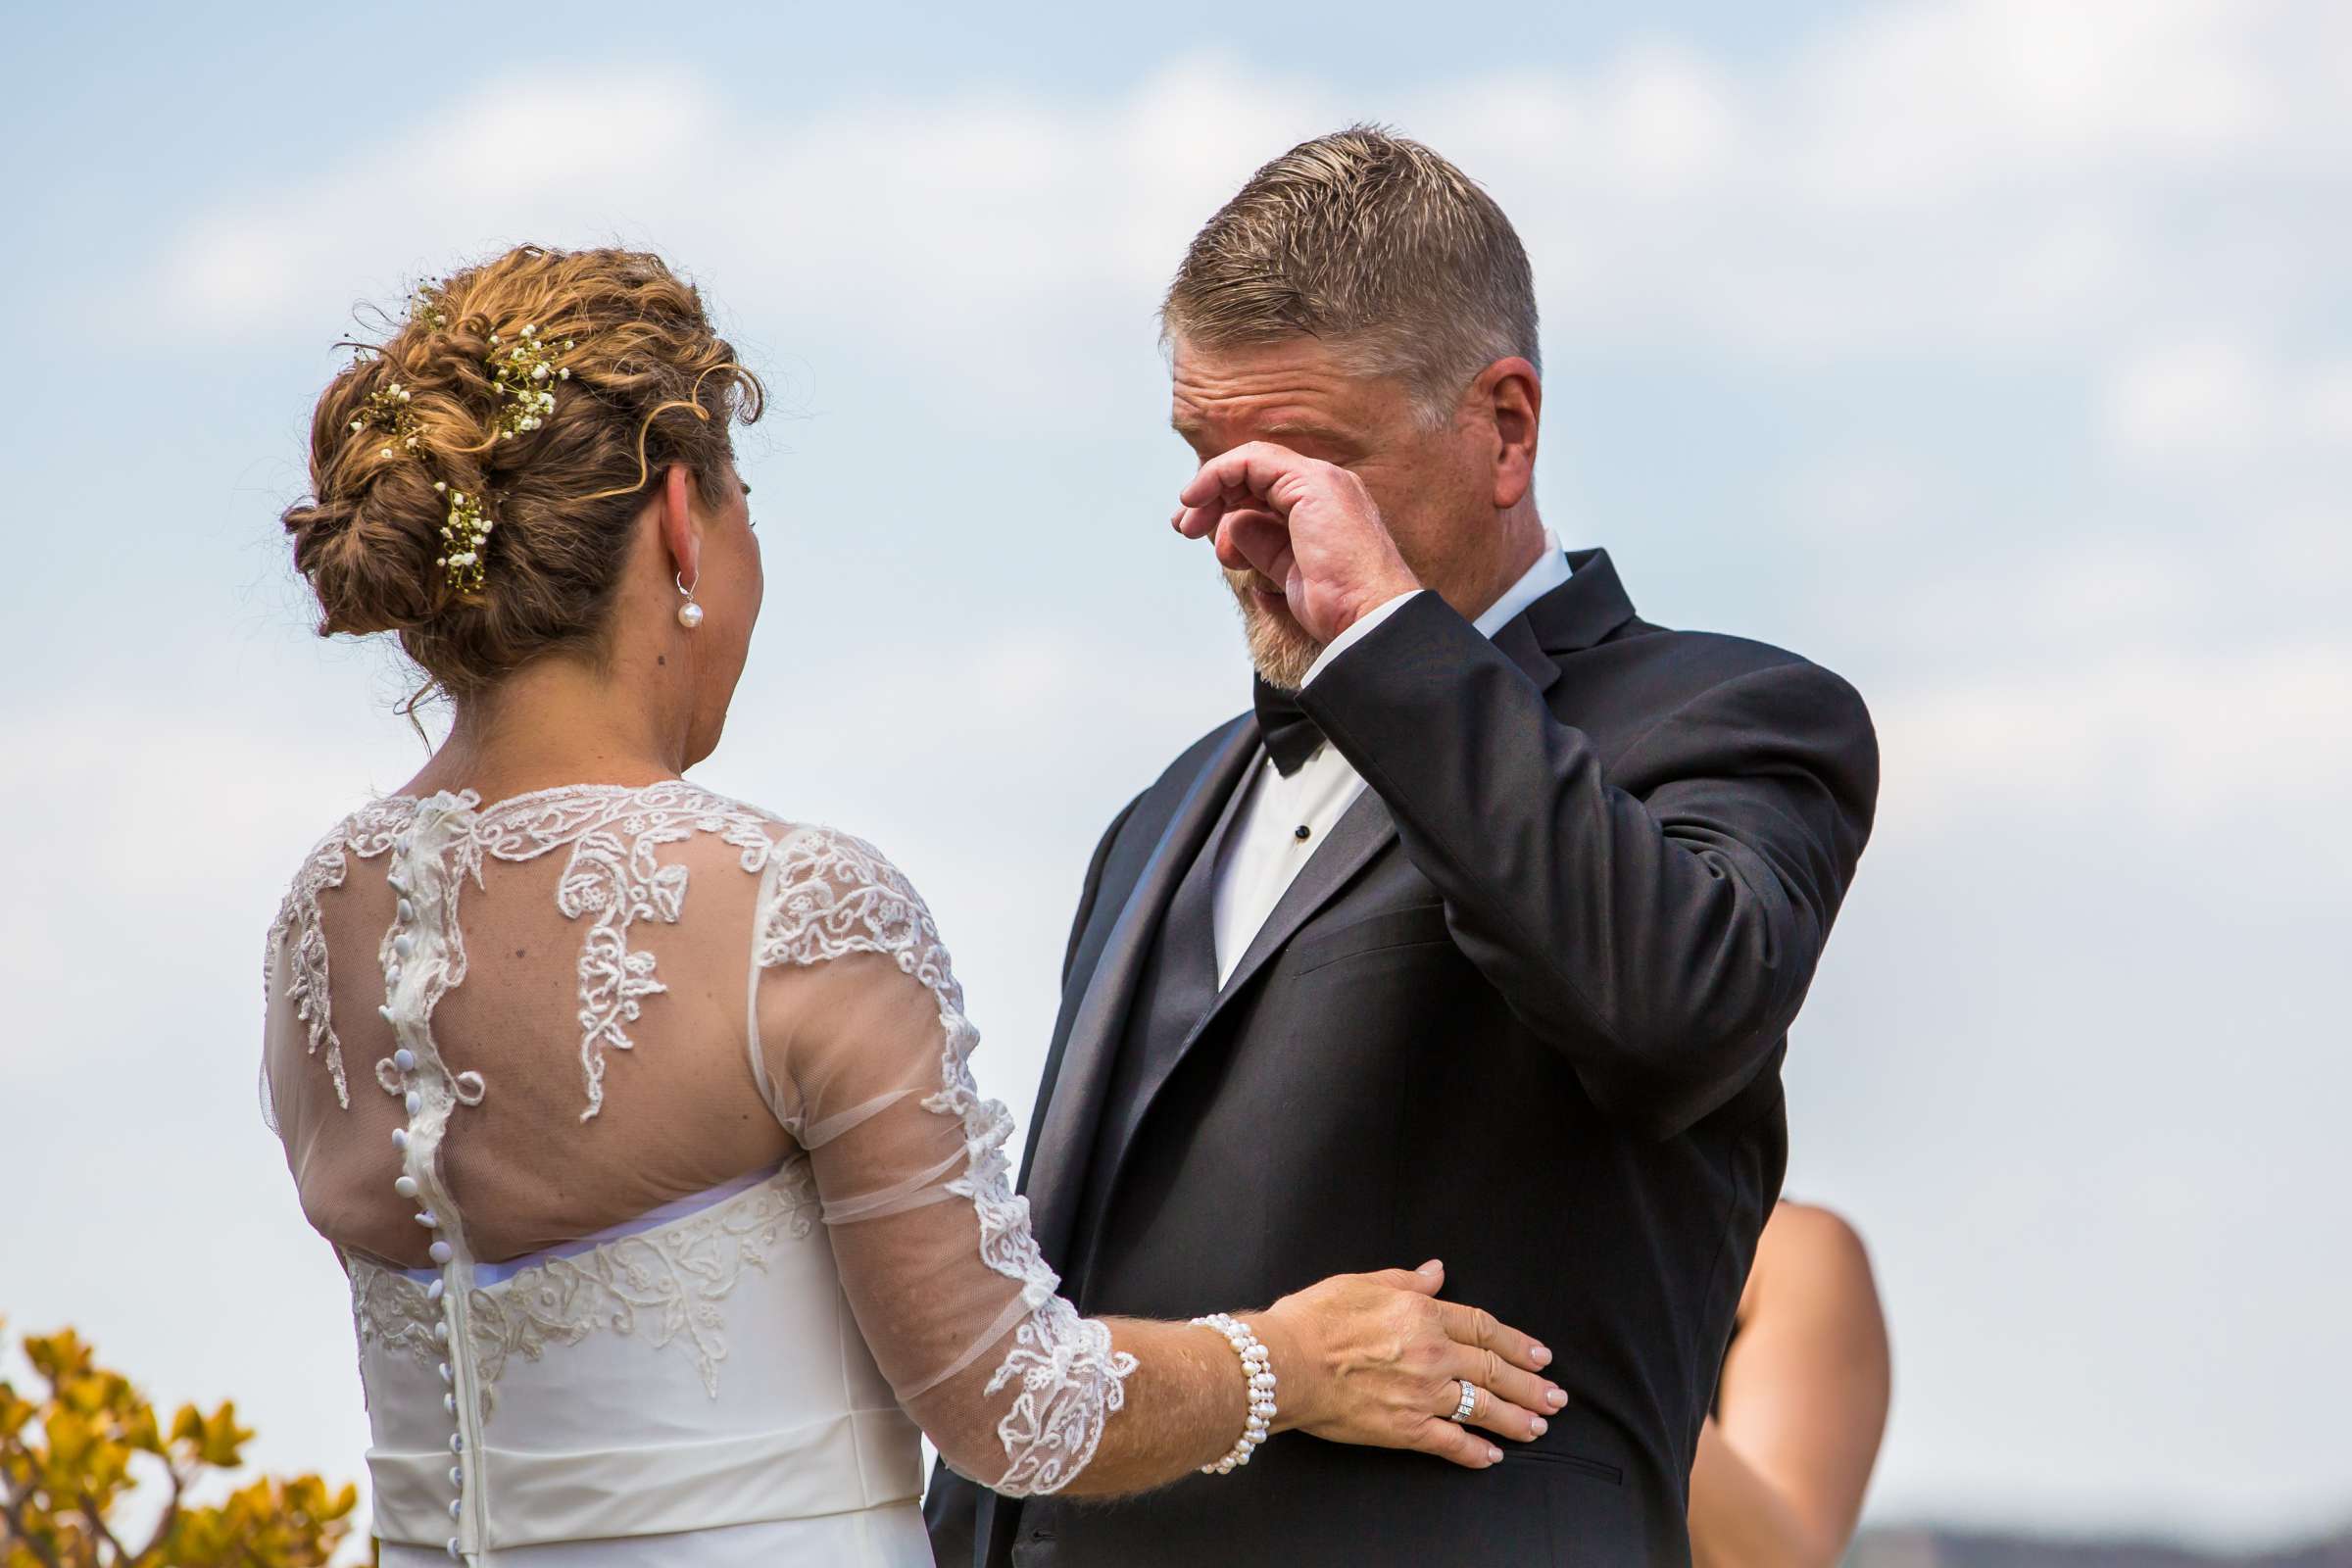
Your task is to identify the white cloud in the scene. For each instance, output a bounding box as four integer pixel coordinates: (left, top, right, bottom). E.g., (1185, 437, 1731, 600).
(2103, 335, 2270, 459)
(1789, 0, 2280, 197)
(151, 0, 2352, 373)
(159, 66, 719, 330)
(1876, 640, 2352, 839)
(2101, 334, 2352, 466)
(2305, 362, 2352, 443)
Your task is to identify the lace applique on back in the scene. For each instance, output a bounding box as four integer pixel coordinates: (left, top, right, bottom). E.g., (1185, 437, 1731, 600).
(348, 1160, 821, 1420)
(439, 782, 780, 1118)
(264, 800, 416, 1113)
(265, 780, 783, 1125)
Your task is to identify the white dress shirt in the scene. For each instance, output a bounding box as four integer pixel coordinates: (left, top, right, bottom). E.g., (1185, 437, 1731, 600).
(1207, 536, 1573, 985)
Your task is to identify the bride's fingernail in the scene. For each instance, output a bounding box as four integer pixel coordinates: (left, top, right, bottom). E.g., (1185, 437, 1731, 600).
(1486, 1446, 1503, 1464)
(1530, 1343, 1551, 1366)
(1529, 1417, 1547, 1438)
(1545, 1387, 1567, 1409)
(1418, 1259, 1443, 1276)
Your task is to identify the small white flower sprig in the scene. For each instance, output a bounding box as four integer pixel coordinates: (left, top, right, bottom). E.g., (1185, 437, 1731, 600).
(411, 280, 451, 331)
(432, 480, 494, 596)
(486, 322, 574, 440)
(352, 382, 421, 462)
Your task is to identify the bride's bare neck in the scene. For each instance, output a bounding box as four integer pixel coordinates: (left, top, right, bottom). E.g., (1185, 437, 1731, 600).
(400, 653, 693, 803)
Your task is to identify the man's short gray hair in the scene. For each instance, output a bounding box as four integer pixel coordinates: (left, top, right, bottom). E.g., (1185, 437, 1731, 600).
(1161, 124, 1540, 422)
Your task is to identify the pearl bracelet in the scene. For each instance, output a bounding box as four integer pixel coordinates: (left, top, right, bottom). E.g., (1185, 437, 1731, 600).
(1191, 1312, 1278, 1475)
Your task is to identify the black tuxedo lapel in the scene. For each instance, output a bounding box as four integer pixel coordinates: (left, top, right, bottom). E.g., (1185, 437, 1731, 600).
(1528, 547, 1639, 658)
(1022, 716, 1257, 1270)
(1080, 781, 1400, 1244)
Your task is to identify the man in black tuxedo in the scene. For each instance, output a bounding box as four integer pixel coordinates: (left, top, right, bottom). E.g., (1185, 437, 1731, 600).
(927, 125, 1878, 1566)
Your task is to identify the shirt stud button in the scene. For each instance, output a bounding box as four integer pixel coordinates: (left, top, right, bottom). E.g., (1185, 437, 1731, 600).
(1294, 824, 1311, 842)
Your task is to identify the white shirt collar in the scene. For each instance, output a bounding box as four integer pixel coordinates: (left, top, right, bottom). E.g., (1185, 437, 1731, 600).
(1471, 530, 1572, 639)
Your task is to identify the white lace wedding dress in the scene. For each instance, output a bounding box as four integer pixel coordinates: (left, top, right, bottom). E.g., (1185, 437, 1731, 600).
(260, 782, 1135, 1565)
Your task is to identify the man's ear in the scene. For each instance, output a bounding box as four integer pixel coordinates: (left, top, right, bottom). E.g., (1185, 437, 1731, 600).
(1478, 357, 1542, 512)
(660, 464, 701, 590)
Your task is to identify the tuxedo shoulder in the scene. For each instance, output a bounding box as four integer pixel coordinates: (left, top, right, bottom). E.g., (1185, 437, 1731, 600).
(1609, 622, 1871, 724)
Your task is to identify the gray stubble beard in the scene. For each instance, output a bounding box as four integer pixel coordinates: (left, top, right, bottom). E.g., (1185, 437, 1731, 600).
(1225, 568, 1323, 693)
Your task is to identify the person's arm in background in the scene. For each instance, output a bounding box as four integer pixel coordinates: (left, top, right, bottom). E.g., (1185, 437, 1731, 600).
(1690, 1202, 1891, 1568)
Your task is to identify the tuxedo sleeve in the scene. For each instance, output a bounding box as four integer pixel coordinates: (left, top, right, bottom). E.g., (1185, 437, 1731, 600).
(1298, 592, 1878, 1138)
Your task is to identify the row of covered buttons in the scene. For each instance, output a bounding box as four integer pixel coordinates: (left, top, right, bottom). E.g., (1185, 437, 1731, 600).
(382, 871, 468, 1562)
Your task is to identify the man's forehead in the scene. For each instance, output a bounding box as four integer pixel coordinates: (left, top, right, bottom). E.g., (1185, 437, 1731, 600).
(1171, 333, 1346, 387)
(1168, 335, 1398, 434)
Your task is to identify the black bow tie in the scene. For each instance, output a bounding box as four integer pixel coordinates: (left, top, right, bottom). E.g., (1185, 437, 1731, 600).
(1252, 678, 1325, 777)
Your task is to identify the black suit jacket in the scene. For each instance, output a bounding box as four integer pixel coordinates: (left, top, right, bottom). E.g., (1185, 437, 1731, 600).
(927, 550, 1878, 1566)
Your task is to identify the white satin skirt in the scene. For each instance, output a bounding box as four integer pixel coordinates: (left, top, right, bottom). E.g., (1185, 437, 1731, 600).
(349, 1167, 934, 1566)
(377, 1503, 932, 1567)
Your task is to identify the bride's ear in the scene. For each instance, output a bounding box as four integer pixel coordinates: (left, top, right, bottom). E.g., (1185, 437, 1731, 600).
(659, 464, 702, 591)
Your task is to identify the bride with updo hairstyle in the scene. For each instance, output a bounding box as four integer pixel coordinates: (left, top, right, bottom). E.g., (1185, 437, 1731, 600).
(285, 246, 765, 716)
(263, 244, 1564, 1567)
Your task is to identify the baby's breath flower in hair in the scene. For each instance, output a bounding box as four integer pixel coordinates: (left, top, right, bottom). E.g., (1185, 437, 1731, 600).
(485, 322, 574, 439)
(410, 280, 451, 331)
(433, 479, 495, 595)
(351, 381, 421, 462)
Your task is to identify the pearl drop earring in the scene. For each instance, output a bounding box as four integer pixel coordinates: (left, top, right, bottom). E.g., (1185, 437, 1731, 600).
(675, 572, 705, 630)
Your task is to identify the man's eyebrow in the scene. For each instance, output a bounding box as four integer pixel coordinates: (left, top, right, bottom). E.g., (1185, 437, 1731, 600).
(1257, 418, 1357, 450)
(1168, 413, 1360, 455)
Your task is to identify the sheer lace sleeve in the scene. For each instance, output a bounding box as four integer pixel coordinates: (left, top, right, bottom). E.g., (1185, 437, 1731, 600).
(747, 828, 1135, 1496)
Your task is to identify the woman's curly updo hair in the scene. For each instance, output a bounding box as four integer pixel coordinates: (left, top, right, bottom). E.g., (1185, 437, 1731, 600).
(283, 245, 762, 703)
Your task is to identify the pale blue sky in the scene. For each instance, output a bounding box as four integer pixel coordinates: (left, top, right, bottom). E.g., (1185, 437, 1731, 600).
(2, 0, 2346, 1550)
